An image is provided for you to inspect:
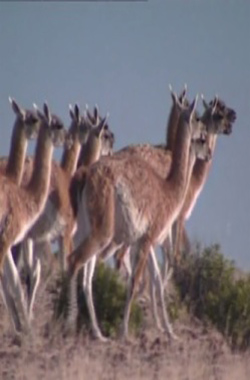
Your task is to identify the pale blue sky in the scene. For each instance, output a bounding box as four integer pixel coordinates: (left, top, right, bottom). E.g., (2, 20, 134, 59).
(0, 1, 249, 268)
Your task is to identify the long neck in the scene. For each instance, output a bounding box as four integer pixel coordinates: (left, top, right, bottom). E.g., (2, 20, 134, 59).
(181, 146, 199, 205)
(78, 135, 101, 168)
(60, 139, 81, 176)
(27, 126, 53, 204)
(192, 134, 217, 185)
(6, 120, 28, 185)
(166, 104, 180, 150)
(167, 119, 191, 199)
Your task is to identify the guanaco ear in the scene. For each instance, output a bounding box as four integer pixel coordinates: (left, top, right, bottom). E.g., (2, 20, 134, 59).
(93, 104, 99, 124)
(74, 104, 80, 122)
(201, 94, 209, 110)
(211, 95, 218, 115)
(43, 102, 52, 124)
(189, 95, 199, 119)
(179, 83, 187, 104)
(33, 103, 45, 122)
(69, 104, 75, 121)
(169, 84, 182, 108)
(9, 97, 25, 118)
(97, 114, 109, 137)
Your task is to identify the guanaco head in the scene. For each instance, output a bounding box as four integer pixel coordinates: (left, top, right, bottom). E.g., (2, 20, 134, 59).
(34, 103, 68, 147)
(85, 106, 115, 156)
(201, 95, 237, 135)
(9, 97, 40, 140)
(184, 96, 211, 162)
(166, 84, 194, 150)
(69, 103, 92, 145)
(84, 116, 110, 162)
(191, 134, 212, 162)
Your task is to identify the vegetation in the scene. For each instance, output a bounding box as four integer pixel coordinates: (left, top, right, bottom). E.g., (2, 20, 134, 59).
(53, 243, 250, 350)
(54, 262, 143, 338)
(174, 244, 250, 350)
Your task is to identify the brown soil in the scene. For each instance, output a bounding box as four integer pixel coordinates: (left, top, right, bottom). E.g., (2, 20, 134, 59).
(0, 269, 249, 380)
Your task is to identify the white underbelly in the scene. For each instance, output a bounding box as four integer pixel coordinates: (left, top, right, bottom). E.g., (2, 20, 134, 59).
(114, 182, 148, 244)
(27, 199, 66, 243)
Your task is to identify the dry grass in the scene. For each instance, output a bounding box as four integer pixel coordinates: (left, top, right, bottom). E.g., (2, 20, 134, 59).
(0, 269, 249, 380)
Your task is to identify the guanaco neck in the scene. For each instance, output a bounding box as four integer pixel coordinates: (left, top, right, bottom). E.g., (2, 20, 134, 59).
(27, 125, 54, 204)
(60, 133, 81, 176)
(182, 143, 201, 203)
(167, 117, 192, 198)
(5, 119, 28, 185)
(78, 133, 102, 168)
(70, 134, 102, 219)
(166, 102, 181, 151)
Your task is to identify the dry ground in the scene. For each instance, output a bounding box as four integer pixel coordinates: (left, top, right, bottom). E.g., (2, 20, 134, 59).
(0, 267, 249, 380)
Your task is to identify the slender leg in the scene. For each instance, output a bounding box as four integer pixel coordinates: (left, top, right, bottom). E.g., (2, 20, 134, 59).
(58, 232, 73, 273)
(122, 247, 132, 278)
(27, 258, 41, 321)
(22, 239, 41, 321)
(120, 239, 151, 339)
(147, 248, 164, 332)
(161, 235, 173, 289)
(83, 256, 107, 341)
(0, 275, 22, 332)
(67, 234, 112, 338)
(67, 185, 114, 338)
(173, 217, 185, 263)
(35, 240, 53, 275)
(3, 250, 30, 332)
(148, 247, 177, 339)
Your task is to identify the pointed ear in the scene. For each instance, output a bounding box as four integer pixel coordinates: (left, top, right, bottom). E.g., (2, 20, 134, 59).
(211, 95, 218, 115)
(69, 104, 75, 121)
(33, 103, 45, 122)
(43, 102, 51, 124)
(74, 104, 80, 122)
(93, 104, 99, 124)
(97, 114, 109, 136)
(9, 97, 24, 118)
(179, 84, 187, 104)
(169, 84, 182, 108)
(189, 95, 199, 119)
(201, 94, 209, 110)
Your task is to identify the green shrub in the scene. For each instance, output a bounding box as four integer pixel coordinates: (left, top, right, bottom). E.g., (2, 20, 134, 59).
(53, 262, 143, 338)
(174, 244, 250, 350)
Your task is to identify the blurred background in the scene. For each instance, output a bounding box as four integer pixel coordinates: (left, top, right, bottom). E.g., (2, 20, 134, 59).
(0, 0, 249, 268)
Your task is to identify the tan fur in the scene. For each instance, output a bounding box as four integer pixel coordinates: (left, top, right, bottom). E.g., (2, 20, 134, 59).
(22, 108, 89, 273)
(114, 97, 236, 270)
(0, 108, 67, 271)
(67, 99, 201, 339)
(0, 100, 40, 331)
(0, 100, 40, 185)
(173, 98, 236, 260)
(0, 105, 67, 333)
(20, 111, 114, 321)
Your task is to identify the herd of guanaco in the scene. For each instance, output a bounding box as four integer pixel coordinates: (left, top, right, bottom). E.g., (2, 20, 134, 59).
(0, 86, 236, 341)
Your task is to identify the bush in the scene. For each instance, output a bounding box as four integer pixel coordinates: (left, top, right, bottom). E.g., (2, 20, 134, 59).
(53, 262, 143, 338)
(174, 244, 250, 350)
